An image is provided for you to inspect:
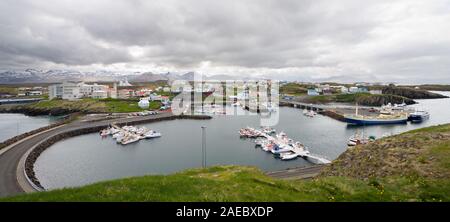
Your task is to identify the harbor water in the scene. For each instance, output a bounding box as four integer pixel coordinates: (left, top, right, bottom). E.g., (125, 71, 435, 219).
(0, 113, 59, 142)
(3, 92, 449, 189)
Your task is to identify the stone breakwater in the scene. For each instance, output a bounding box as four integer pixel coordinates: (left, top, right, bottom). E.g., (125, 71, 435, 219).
(24, 114, 212, 190)
(0, 113, 79, 151)
(0, 105, 94, 116)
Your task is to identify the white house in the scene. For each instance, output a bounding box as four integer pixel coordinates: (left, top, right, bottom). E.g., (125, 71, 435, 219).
(307, 88, 319, 96)
(61, 81, 83, 100)
(80, 83, 108, 97)
(369, 90, 382, 95)
(349, 87, 359, 94)
(49, 81, 112, 100)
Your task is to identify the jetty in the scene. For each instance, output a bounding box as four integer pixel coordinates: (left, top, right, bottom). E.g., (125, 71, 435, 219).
(240, 127, 331, 164)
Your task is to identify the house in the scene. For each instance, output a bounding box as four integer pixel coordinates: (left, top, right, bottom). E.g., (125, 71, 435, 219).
(322, 89, 333, 95)
(149, 93, 162, 101)
(49, 81, 113, 100)
(307, 88, 319, 96)
(160, 96, 170, 105)
(62, 82, 82, 100)
(349, 86, 368, 94)
(118, 89, 134, 99)
(369, 90, 382, 95)
(340, 86, 349, 94)
(358, 86, 369, 93)
(349, 87, 359, 94)
(49, 84, 63, 99)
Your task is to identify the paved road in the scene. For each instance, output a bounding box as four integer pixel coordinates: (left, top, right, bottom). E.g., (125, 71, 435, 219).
(0, 112, 175, 198)
(265, 165, 325, 180)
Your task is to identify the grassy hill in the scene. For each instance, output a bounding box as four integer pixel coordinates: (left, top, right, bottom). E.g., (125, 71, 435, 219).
(302, 93, 415, 106)
(2, 124, 450, 202)
(1, 98, 161, 115)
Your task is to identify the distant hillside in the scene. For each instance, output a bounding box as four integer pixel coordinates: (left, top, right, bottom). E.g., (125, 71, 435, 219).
(299, 93, 415, 106)
(410, 85, 450, 92)
(382, 86, 448, 99)
(320, 124, 450, 180)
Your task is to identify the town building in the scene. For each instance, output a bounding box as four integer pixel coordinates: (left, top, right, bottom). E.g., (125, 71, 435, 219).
(49, 81, 116, 100)
(307, 88, 320, 96)
(369, 90, 383, 95)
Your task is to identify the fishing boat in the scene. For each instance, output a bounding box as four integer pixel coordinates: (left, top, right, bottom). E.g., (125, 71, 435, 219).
(408, 110, 430, 123)
(270, 144, 292, 154)
(304, 110, 316, 117)
(121, 135, 140, 145)
(143, 130, 162, 139)
(100, 129, 110, 137)
(344, 104, 408, 125)
(279, 152, 299, 160)
(254, 138, 266, 147)
(261, 126, 276, 134)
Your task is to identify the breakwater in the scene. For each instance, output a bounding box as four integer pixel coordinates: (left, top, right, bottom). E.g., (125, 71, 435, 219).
(24, 114, 212, 190)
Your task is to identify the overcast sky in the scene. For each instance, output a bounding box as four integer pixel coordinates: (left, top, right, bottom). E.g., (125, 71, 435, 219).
(1, 0, 449, 83)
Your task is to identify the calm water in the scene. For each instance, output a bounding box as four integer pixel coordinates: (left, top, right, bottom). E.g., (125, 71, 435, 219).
(35, 92, 450, 189)
(0, 114, 58, 142)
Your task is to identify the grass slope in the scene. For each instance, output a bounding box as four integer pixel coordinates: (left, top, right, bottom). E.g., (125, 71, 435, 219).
(302, 93, 414, 106)
(2, 125, 450, 202)
(25, 98, 161, 113)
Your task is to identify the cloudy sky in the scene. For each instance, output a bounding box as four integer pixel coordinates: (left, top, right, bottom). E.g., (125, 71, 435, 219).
(1, 0, 450, 83)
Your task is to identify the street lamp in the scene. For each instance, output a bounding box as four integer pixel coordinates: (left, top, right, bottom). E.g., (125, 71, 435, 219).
(201, 126, 206, 168)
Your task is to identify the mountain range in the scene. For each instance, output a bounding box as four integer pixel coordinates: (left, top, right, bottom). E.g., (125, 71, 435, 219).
(0, 69, 257, 84)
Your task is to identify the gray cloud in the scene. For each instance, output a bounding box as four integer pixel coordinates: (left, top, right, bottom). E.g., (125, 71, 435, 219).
(0, 0, 449, 83)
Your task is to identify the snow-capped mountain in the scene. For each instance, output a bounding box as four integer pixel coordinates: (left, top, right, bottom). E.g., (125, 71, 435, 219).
(0, 69, 252, 84)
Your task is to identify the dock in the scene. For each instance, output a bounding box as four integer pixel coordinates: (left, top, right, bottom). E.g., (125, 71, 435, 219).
(241, 127, 332, 165)
(266, 165, 326, 180)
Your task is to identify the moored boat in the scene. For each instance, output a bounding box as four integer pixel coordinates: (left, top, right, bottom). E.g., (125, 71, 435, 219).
(408, 110, 430, 123)
(279, 152, 299, 160)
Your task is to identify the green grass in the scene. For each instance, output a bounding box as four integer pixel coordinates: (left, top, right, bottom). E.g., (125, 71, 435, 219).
(25, 98, 161, 113)
(2, 165, 449, 202)
(280, 83, 309, 96)
(2, 124, 449, 202)
(103, 99, 161, 113)
(0, 86, 18, 95)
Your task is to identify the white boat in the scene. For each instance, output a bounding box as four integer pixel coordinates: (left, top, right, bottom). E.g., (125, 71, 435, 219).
(304, 110, 316, 117)
(121, 136, 140, 145)
(100, 129, 110, 136)
(112, 131, 124, 139)
(280, 152, 299, 160)
(143, 131, 162, 139)
(408, 110, 430, 123)
(261, 127, 276, 134)
(270, 145, 292, 154)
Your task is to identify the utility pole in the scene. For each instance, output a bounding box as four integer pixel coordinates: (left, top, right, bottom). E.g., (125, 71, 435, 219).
(201, 126, 206, 168)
